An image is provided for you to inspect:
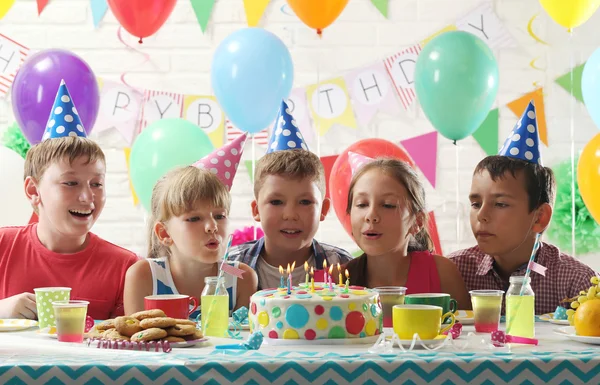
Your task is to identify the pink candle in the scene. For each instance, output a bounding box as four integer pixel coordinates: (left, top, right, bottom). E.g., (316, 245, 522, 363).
(328, 265, 334, 291)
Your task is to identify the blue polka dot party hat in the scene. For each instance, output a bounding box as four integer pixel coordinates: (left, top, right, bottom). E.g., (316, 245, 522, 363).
(267, 100, 309, 153)
(498, 100, 542, 165)
(42, 79, 87, 141)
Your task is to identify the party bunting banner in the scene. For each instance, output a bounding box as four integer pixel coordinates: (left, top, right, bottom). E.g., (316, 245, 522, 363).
(344, 62, 400, 126)
(421, 25, 458, 46)
(139, 90, 185, 132)
(243, 0, 270, 27)
(555, 63, 585, 103)
(244, 160, 255, 183)
(455, 1, 516, 49)
(507, 88, 547, 146)
(306, 77, 357, 136)
(472, 108, 499, 156)
(90, 0, 108, 28)
(37, 0, 48, 15)
(370, 0, 388, 18)
(400, 132, 438, 188)
(183, 95, 225, 149)
(428, 211, 443, 255)
(96, 78, 143, 145)
(0, 34, 29, 96)
(0, 0, 15, 20)
(226, 120, 269, 145)
(384, 44, 421, 110)
(191, 0, 215, 33)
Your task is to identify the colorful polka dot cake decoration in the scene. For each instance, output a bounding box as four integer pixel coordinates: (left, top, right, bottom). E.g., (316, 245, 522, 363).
(267, 100, 308, 153)
(498, 100, 542, 165)
(42, 80, 87, 141)
(193, 132, 247, 190)
(348, 152, 374, 175)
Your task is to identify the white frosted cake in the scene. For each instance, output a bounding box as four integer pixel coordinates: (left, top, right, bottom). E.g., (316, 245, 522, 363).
(249, 283, 382, 340)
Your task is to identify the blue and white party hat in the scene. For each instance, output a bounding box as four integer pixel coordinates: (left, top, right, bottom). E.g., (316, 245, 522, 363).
(42, 80, 87, 141)
(267, 100, 308, 153)
(498, 100, 542, 165)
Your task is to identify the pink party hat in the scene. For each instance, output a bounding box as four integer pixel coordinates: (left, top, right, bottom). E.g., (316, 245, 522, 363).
(348, 151, 374, 175)
(193, 133, 248, 190)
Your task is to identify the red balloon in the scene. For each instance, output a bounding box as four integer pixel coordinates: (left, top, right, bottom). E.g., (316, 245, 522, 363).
(329, 139, 414, 238)
(107, 0, 176, 42)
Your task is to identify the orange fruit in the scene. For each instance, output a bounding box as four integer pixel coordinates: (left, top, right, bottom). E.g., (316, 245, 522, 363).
(574, 299, 600, 336)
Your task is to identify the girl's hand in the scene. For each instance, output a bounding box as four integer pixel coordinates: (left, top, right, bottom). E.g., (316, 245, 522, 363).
(0, 292, 37, 319)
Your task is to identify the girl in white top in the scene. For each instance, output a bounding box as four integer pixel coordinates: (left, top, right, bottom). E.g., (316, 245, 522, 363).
(123, 166, 257, 316)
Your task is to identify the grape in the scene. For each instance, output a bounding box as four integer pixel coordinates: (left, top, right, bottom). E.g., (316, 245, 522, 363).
(572, 301, 580, 309)
(591, 277, 599, 285)
(578, 296, 588, 303)
(588, 287, 597, 299)
(581, 290, 587, 295)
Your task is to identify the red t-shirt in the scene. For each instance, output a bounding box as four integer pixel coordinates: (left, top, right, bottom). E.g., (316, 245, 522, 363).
(0, 224, 139, 320)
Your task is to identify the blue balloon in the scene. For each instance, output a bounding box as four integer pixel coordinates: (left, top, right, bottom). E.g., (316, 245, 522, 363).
(211, 28, 294, 134)
(582, 47, 600, 131)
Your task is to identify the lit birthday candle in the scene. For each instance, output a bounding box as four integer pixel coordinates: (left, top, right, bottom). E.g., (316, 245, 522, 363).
(338, 263, 343, 286)
(345, 269, 350, 293)
(304, 261, 309, 288)
(310, 267, 315, 292)
(279, 265, 284, 288)
(328, 265, 334, 291)
(323, 260, 328, 285)
(287, 263, 292, 294)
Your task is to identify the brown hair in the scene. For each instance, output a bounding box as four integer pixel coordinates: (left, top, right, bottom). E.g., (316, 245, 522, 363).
(253, 150, 326, 198)
(474, 155, 556, 211)
(147, 166, 231, 258)
(24, 136, 106, 181)
(346, 158, 433, 252)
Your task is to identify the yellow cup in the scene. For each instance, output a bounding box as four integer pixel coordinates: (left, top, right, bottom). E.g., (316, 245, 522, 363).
(392, 304, 455, 340)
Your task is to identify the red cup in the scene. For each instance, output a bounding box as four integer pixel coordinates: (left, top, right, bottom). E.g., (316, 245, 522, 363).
(144, 294, 198, 319)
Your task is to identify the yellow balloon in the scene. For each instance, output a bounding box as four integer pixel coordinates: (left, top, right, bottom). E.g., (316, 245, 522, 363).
(539, 0, 600, 28)
(577, 133, 600, 225)
(0, 0, 15, 20)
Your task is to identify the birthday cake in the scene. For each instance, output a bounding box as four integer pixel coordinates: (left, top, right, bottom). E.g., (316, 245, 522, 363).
(249, 283, 382, 340)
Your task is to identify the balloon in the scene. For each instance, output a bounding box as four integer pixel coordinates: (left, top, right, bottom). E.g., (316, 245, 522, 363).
(107, 0, 176, 42)
(286, 0, 349, 34)
(577, 133, 600, 225)
(211, 28, 293, 134)
(539, 0, 600, 29)
(582, 48, 600, 131)
(415, 31, 499, 142)
(11, 49, 100, 145)
(0, 147, 33, 227)
(129, 118, 214, 211)
(329, 139, 414, 237)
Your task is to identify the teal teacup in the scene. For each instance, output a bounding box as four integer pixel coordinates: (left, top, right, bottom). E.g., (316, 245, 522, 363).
(404, 293, 457, 322)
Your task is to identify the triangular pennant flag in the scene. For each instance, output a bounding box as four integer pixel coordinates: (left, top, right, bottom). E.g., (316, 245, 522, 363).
(400, 132, 438, 188)
(243, 0, 270, 27)
(555, 63, 584, 103)
(191, 0, 215, 33)
(244, 160, 254, 183)
(427, 211, 443, 255)
(507, 88, 547, 146)
(320, 155, 338, 200)
(90, 0, 108, 28)
(472, 108, 499, 156)
(371, 0, 388, 17)
(37, 0, 49, 15)
(193, 133, 248, 190)
(124, 147, 140, 206)
(0, 0, 15, 20)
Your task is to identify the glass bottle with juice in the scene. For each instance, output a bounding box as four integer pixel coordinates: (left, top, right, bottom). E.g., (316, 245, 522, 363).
(506, 276, 535, 338)
(201, 276, 229, 337)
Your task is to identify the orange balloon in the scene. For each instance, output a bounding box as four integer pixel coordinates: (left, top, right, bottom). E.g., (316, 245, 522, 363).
(286, 0, 349, 34)
(577, 133, 600, 225)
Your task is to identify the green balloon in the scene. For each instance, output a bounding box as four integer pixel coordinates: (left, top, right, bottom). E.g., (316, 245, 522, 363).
(415, 31, 499, 142)
(130, 118, 214, 211)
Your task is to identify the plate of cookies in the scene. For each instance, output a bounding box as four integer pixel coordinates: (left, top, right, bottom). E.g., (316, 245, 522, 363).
(88, 309, 207, 348)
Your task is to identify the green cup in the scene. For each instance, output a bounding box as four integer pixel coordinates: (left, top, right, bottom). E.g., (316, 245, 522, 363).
(404, 293, 457, 322)
(34, 287, 71, 329)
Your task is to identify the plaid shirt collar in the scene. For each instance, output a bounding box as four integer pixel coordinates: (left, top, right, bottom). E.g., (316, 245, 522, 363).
(239, 237, 327, 269)
(475, 243, 554, 277)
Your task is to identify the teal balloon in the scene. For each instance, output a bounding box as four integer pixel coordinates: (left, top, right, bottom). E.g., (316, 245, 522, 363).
(130, 118, 214, 211)
(415, 31, 499, 142)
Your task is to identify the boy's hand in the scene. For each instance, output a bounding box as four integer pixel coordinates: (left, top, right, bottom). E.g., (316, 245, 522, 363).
(0, 293, 37, 319)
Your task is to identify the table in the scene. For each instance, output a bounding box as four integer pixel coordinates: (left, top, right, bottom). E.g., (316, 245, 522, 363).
(1, 323, 599, 384)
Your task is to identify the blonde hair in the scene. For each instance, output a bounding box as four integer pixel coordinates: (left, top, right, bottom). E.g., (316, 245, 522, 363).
(346, 158, 433, 252)
(254, 150, 326, 197)
(24, 136, 106, 181)
(147, 166, 231, 258)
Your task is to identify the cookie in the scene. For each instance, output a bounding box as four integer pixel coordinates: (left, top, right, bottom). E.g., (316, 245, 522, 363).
(103, 329, 130, 341)
(162, 336, 186, 343)
(140, 317, 177, 329)
(173, 318, 197, 326)
(86, 326, 106, 339)
(96, 319, 116, 331)
(166, 324, 196, 336)
(183, 328, 204, 341)
(114, 316, 143, 337)
(130, 327, 168, 342)
(130, 309, 167, 320)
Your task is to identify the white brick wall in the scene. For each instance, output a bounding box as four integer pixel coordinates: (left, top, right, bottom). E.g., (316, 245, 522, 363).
(1, 0, 599, 269)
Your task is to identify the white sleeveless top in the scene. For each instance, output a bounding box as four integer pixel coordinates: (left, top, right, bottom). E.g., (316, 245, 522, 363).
(147, 257, 238, 319)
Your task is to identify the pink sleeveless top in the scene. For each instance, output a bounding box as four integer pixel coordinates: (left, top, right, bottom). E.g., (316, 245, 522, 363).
(343, 250, 441, 293)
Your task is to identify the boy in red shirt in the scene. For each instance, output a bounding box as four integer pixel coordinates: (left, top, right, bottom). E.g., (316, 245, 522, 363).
(0, 80, 138, 320)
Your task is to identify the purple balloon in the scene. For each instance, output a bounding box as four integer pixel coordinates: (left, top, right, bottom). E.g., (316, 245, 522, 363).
(11, 49, 100, 145)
